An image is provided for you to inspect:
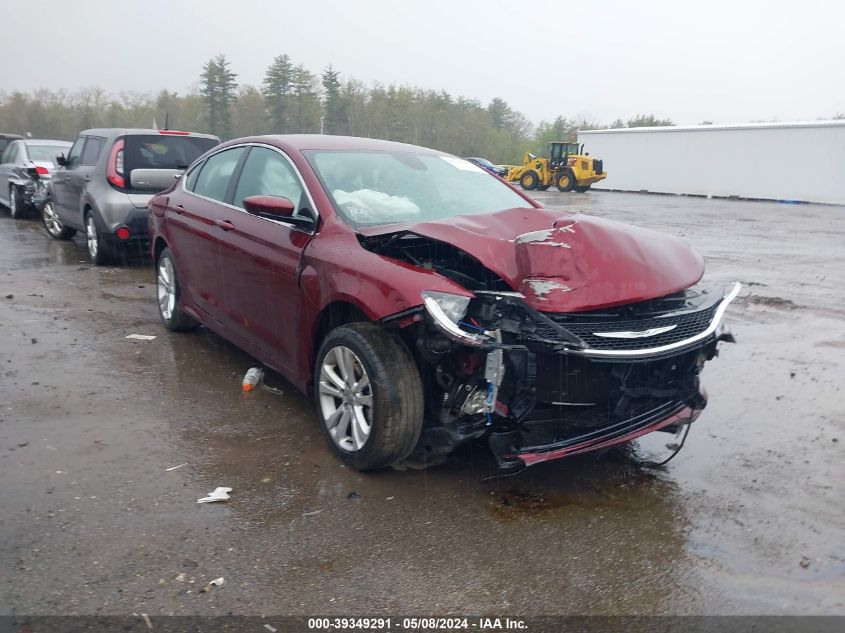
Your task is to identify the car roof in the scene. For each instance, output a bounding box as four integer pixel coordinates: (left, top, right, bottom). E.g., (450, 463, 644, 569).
(24, 139, 72, 146)
(79, 128, 219, 141)
(0, 133, 23, 139)
(219, 134, 445, 155)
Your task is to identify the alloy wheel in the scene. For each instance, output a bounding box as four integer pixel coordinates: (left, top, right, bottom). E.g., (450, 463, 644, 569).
(157, 257, 176, 321)
(43, 202, 62, 236)
(318, 346, 374, 452)
(86, 215, 99, 260)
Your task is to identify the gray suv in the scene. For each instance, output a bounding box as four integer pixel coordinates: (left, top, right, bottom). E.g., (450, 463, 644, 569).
(44, 128, 219, 264)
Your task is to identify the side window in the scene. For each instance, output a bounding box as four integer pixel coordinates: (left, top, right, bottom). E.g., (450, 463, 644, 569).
(2, 143, 18, 164)
(192, 147, 245, 203)
(80, 137, 104, 166)
(66, 137, 86, 166)
(183, 162, 203, 192)
(232, 147, 306, 211)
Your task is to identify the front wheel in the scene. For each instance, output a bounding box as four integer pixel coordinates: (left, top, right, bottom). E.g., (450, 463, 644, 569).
(314, 323, 423, 470)
(156, 247, 198, 332)
(519, 171, 539, 191)
(42, 200, 76, 239)
(573, 185, 592, 193)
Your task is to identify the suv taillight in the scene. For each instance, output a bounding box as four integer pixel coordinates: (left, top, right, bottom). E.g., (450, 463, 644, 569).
(35, 165, 49, 175)
(107, 139, 125, 188)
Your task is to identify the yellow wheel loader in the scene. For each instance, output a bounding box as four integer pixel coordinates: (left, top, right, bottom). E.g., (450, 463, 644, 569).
(506, 142, 607, 192)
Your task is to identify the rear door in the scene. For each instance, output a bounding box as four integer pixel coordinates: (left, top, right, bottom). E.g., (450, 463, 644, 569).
(215, 145, 316, 375)
(165, 145, 246, 323)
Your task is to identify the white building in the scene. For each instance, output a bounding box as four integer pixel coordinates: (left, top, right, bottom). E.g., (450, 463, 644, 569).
(578, 120, 845, 205)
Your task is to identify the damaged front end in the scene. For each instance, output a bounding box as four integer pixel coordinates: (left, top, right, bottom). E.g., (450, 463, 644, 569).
(366, 229, 740, 470)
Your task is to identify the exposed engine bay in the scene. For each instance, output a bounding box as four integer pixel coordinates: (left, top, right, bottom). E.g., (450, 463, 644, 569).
(364, 230, 739, 469)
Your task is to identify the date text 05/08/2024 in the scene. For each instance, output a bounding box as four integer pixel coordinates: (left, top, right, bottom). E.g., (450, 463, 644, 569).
(307, 617, 528, 631)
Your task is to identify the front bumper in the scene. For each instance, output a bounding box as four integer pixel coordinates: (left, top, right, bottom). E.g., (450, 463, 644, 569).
(414, 283, 739, 469)
(498, 397, 704, 469)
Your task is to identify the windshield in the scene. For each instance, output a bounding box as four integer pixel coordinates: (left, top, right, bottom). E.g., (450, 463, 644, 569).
(27, 144, 69, 163)
(124, 135, 218, 172)
(305, 150, 531, 228)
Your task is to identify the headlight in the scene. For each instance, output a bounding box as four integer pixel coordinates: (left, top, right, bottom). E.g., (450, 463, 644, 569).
(421, 291, 488, 347)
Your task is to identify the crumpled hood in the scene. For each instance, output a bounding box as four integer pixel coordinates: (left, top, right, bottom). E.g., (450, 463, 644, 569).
(361, 208, 704, 313)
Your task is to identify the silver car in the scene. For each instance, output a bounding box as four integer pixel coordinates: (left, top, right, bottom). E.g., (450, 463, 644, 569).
(45, 128, 219, 264)
(0, 139, 71, 218)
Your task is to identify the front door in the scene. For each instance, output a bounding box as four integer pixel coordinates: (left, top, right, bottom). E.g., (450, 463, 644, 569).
(52, 137, 86, 227)
(216, 145, 315, 377)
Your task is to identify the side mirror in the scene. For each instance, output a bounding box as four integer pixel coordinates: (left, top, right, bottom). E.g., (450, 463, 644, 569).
(243, 195, 295, 218)
(55, 153, 67, 167)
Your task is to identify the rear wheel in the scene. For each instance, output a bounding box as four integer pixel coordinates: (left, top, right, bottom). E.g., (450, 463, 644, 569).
(314, 323, 423, 471)
(573, 185, 592, 193)
(42, 200, 76, 239)
(85, 212, 114, 265)
(519, 171, 539, 191)
(8, 185, 24, 219)
(156, 247, 198, 332)
(555, 170, 575, 192)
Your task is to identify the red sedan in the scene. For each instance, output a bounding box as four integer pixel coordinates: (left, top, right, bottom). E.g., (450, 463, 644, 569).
(149, 135, 739, 471)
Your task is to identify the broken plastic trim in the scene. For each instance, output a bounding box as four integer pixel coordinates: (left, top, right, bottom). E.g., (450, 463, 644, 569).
(422, 292, 491, 347)
(568, 282, 742, 359)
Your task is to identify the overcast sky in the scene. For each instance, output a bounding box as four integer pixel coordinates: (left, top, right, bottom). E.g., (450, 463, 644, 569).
(3, 0, 843, 126)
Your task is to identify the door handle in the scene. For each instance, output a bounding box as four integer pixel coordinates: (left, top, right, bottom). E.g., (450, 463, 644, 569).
(83, 175, 91, 182)
(173, 204, 185, 214)
(215, 219, 235, 231)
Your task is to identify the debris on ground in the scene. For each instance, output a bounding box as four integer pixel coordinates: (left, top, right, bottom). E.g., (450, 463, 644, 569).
(799, 557, 812, 569)
(347, 491, 361, 500)
(259, 380, 284, 395)
(199, 577, 225, 592)
(197, 487, 233, 504)
(242, 367, 264, 392)
(165, 463, 187, 472)
(125, 334, 157, 341)
(264, 624, 278, 632)
(302, 509, 323, 517)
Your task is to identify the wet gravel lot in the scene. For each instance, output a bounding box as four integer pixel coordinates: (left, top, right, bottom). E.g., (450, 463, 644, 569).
(1, 190, 843, 616)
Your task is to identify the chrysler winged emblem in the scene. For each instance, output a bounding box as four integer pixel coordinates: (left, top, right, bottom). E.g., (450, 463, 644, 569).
(593, 324, 677, 339)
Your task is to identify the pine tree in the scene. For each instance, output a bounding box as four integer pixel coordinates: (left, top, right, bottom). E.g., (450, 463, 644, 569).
(199, 54, 238, 138)
(321, 65, 347, 135)
(263, 54, 293, 133)
(289, 64, 321, 133)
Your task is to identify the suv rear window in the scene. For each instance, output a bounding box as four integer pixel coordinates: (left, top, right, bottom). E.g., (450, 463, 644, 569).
(123, 135, 217, 174)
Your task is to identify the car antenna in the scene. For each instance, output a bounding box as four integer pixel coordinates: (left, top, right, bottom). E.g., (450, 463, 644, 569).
(164, 112, 170, 131)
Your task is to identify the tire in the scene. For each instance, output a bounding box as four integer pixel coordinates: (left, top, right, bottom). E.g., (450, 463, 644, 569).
(42, 200, 76, 239)
(519, 171, 538, 191)
(573, 185, 592, 193)
(314, 323, 423, 471)
(8, 185, 24, 219)
(85, 211, 114, 265)
(156, 247, 198, 332)
(555, 170, 575, 192)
